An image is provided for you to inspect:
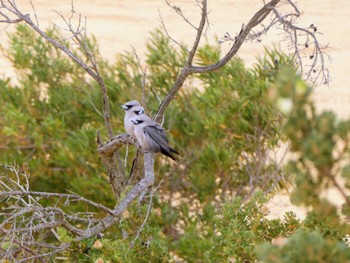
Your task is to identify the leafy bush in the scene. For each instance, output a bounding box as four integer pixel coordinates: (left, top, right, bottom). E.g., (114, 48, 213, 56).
(257, 230, 350, 263)
(205, 192, 301, 262)
(1, 25, 350, 262)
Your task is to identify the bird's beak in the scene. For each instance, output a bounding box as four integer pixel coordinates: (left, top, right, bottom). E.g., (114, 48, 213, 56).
(121, 105, 128, 110)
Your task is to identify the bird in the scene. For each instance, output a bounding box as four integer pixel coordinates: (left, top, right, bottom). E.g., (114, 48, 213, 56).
(121, 100, 145, 139)
(131, 115, 180, 161)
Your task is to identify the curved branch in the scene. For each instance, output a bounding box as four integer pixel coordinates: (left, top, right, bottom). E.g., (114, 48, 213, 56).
(1, 158, 155, 260)
(79, 153, 155, 238)
(156, 0, 280, 119)
(186, 0, 207, 65)
(0, 191, 114, 214)
(5, 1, 129, 198)
(272, 7, 330, 85)
(187, 0, 279, 73)
(98, 134, 134, 157)
(155, 0, 208, 121)
(97, 133, 135, 199)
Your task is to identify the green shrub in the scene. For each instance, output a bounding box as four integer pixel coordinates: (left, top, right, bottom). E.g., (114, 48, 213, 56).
(2, 25, 350, 262)
(257, 230, 350, 263)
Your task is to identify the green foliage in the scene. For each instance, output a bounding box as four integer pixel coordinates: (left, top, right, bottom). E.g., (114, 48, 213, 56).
(254, 63, 350, 262)
(146, 29, 188, 97)
(2, 25, 350, 262)
(267, 63, 350, 227)
(257, 230, 350, 263)
(55, 201, 170, 262)
(153, 43, 287, 205)
(204, 193, 301, 263)
(1, 25, 114, 205)
(64, 236, 169, 263)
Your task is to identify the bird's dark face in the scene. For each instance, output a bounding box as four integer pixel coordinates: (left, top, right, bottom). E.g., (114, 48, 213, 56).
(133, 109, 144, 115)
(121, 100, 140, 111)
(121, 103, 134, 111)
(131, 119, 144, 125)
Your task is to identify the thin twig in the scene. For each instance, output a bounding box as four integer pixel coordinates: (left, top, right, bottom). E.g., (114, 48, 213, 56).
(130, 188, 154, 247)
(158, 9, 189, 52)
(0, 191, 114, 214)
(156, 0, 280, 120)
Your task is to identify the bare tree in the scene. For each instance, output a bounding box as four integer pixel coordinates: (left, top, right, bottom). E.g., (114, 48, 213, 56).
(0, 0, 329, 260)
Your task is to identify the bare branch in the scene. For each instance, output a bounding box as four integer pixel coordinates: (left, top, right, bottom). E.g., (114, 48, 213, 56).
(157, 0, 329, 119)
(272, 7, 330, 85)
(1, 156, 156, 260)
(48, 153, 155, 242)
(187, 0, 207, 65)
(50, 2, 114, 137)
(29, 0, 39, 26)
(155, 0, 208, 121)
(240, 126, 288, 204)
(98, 134, 134, 157)
(130, 187, 154, 247)
(186, 0, 279, 74)
(0, 191, 114, 214)
(0, 16, 23, 23)
(17, 244, 70, 263)
(97, 133, 135, 198)
(156, 0, 279, 120)
(325, 170, 350, 208)
(158, 9, 189, 52)
(165, 0, 197, 30)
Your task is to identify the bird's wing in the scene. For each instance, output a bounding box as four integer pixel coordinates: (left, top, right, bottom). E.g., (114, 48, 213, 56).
(157, 126, 169, 143)
(144, 125, 169, 146)
(144, 125, 178, 161)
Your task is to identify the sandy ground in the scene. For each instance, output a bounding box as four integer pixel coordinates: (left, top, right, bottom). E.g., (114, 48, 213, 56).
(1, 0, 350, 219)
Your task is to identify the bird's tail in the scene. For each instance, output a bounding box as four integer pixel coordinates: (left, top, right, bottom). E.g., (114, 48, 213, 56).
(169, 146, 180, 155)
(161, 147, 179, 162)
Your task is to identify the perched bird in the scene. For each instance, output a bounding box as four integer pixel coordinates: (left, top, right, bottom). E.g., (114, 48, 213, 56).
(121, 100, 144, 139)
(131, 115, 179, 161)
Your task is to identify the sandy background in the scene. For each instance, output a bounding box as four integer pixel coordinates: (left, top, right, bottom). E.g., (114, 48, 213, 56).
(1, 0, 350, 218)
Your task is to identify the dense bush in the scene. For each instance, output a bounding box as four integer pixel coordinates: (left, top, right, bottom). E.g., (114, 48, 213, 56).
(1, 25, 350, 262)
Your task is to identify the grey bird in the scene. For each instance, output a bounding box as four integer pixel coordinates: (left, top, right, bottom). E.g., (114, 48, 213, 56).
(131, 115, 180, 161)
(121, 100, 144, 139)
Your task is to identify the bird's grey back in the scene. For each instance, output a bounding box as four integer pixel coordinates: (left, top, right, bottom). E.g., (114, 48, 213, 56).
(133, 117, 161, 153)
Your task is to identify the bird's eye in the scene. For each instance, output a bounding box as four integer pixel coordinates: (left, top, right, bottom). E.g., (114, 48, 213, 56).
(134, 110, 144, 115)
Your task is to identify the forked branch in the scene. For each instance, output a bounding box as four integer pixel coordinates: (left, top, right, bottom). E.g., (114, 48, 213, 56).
(2, 0, 128, 198)
(156, 0, 280, 119)
(157, 0, 329, 118)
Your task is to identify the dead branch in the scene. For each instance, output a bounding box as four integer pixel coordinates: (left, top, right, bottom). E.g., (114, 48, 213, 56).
(97, 133, 135, 197)
(158, 9, 189, 52)
(271, 7, 330, 85)
(77, 153, 155, 238)
(156, 0, 279, 120)
(0, 191, 114, 214)
(130, 187, 154, 247)
(0, 154, 155, 261)
(156, 0, 329, 118)
(0, 0, 126, 199)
